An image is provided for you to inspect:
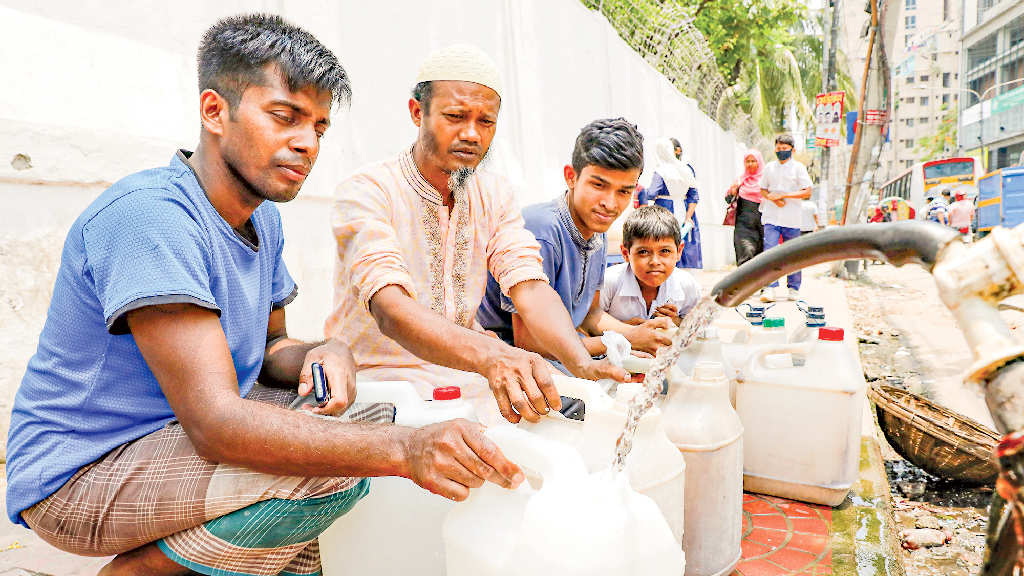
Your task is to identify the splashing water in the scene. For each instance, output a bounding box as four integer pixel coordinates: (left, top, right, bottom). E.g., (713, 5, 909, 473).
(612, 296, 724, 472)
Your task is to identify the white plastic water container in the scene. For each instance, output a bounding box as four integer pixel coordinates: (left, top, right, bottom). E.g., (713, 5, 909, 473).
(675, 326, 739, 406)
(442, 425, 687, 576)
(719, 317, 792, 371)
(661, 361, 744, 576)
(736, 327, 866, 506)
(517, 375, 687, 545)
(320, 381, 478, 576)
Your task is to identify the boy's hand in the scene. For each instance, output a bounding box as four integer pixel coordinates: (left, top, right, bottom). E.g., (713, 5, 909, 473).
(653, 303, 679, 319)
(623, 319, 673, 355)
(625, 317, 646, 326)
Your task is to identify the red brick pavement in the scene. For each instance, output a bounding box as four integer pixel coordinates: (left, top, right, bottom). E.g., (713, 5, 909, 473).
(732, 493, 833, 576)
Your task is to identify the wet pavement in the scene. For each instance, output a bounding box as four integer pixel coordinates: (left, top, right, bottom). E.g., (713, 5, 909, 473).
(733, 494, 833, 576)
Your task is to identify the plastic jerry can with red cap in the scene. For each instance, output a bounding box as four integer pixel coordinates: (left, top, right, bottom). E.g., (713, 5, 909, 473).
(736, 327, 866, 506)
(320, 381, 478, 576)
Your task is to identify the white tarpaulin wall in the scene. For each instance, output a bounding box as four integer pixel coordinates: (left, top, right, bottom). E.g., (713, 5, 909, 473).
(0, 0, 748, 453)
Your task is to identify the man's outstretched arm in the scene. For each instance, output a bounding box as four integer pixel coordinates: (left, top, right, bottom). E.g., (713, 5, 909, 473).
(127, 303, 522, 501)
(507, 280, 630, 381)
(369, 285, 561, 424)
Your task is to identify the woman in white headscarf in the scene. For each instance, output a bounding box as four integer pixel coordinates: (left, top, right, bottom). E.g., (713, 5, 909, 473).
(643, 137, 702, 268)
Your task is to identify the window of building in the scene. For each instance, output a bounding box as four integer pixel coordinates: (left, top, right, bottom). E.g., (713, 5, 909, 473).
(906, 159, 915, 168)
(932, 53, 938, 61)
(943, 72, 950, 88)
(1011, 14, 1024, 49)
(920, 74, 929, 82)
(906, 139, 915, 148)
(906, 15, 916, 29)
(1003, 57, 1024, 94)
(969, 70, 997, 103)
(921, 96, 929, 105)
(906, 0, 915, 8)
(968, 33, 998, 70)
(907, 118, 915, 127)
(906, 96, 915, 104)
(906, 35, 914, 47)
(942, 93, 950, 105)
(906, 76, 914, 84)
(920, 117, 929, 124)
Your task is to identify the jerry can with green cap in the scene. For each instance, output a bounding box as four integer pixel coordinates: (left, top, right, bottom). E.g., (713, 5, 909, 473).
(718, 316, 792, 371)
(736, 327, 866, 506)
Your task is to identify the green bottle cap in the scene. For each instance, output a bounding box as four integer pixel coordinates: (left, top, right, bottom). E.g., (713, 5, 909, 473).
(763, 317, 785, 328)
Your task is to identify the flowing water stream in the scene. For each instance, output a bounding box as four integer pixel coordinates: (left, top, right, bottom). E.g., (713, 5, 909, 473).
(612, 296, 724, 472)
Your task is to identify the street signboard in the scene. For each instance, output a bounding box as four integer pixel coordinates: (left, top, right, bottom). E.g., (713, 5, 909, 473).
(864, 110, 887, 125)
(992, 84, 1024, 115)
(814, 91, 845, 148)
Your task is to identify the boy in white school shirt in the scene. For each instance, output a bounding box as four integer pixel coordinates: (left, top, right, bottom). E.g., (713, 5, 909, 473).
(759, 134, 812, 302)
(601, 206, 702, 326)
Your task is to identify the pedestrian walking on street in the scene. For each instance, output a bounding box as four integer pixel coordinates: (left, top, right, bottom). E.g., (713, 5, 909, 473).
(948, 191, 975, 235)
(759, 134, 812, 302)
(727, 148, 767, 265)
(800, 199, 819, 235)
(647, 137, 703, 269)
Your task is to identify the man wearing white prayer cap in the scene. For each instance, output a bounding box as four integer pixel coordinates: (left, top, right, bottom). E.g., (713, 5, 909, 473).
(326, 45, 628, 426)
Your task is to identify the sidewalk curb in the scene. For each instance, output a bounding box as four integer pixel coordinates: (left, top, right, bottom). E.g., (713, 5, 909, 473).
(832, 434, 907, 576)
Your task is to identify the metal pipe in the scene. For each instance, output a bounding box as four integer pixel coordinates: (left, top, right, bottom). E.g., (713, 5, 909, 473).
(710, 221, 960, 306)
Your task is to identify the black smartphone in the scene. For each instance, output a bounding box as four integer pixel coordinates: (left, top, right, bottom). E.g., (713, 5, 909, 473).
(311, 362, 330, 408)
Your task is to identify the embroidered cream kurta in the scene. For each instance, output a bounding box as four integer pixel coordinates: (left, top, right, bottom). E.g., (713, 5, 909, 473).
(325, 147, 547, 424)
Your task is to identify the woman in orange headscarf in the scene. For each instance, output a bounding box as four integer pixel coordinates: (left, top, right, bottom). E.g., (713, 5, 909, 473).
(727, 149, 767, 265)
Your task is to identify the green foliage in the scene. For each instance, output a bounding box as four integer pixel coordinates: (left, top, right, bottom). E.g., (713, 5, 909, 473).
(914, 104, 958, 160)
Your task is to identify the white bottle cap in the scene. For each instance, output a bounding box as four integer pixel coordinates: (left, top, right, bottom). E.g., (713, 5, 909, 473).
(700, 326, 720, 340)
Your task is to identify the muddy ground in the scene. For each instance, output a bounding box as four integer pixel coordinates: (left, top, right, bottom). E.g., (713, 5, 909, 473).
(843, 263, 1008, 576)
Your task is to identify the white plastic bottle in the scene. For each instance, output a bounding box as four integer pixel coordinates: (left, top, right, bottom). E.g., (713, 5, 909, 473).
(442, 425, 687, 576)
(676, 326, 739, 406)
(661, 361, 744, 576)
(320, 381, 478, 576)
(736, 327, 866, 506)
(517, 375, 687, 545)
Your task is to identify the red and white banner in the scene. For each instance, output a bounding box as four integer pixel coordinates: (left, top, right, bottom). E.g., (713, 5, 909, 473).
(814, 91, 846, 148)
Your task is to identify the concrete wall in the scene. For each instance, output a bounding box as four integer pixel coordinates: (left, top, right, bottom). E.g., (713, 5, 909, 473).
(0, 0, 749, 458)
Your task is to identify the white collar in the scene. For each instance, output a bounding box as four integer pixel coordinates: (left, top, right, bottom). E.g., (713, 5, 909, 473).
(620, 264, 684, 307)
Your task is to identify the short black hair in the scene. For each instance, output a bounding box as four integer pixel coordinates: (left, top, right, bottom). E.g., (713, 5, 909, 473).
(622, 205, 681, 249)
(775, 134, 795, 147)
(571, 118, 645, 175)
(412, 81, 436, 114)
(198, 13, 350, 113)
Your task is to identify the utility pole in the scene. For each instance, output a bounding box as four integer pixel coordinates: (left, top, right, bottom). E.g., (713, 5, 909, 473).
(841, 0, 877, 225)
(821, 0, 841, 220)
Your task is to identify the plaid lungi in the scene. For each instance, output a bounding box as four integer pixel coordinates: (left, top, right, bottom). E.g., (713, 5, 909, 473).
(21, 385, 394, 576)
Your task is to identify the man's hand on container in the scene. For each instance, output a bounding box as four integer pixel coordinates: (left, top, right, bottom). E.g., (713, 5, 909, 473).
(482, 346, 562, 424)
(296, 340, 358, 417)
(403, 419, 525, 501)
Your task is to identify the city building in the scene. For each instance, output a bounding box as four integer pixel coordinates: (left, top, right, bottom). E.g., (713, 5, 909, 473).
(960, 0, 1024, 170)
(879, 0, 961, 181)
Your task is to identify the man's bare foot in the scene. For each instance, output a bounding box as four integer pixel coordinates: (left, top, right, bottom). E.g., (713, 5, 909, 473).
(97, 542, 197, 576)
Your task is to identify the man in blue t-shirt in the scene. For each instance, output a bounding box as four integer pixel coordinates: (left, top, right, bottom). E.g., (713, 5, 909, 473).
(6, 15, 523, 576)
(477, 119, 672, 374)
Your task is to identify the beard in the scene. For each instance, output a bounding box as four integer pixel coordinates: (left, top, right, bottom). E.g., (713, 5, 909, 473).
(448, 165, 475, 195)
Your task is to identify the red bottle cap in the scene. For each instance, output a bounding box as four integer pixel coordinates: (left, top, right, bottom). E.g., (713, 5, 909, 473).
(818, 327, 844, 341)
(433, 386, 462, 401)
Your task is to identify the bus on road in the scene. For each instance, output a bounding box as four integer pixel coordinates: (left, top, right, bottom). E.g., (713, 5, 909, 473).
(879, 157, 983, 217)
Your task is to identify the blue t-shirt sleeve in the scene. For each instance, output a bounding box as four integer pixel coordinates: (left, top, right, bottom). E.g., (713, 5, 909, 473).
(267, 210, 298, 309)
(501, 237, 562, 314)
(82, 190, 219, 335)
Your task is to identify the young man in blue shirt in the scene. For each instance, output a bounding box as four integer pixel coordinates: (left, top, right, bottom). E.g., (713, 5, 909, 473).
(477, 119, 672, 373)
(6, 14, 524, 576)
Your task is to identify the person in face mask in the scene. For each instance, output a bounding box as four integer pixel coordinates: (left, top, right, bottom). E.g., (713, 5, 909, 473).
(757, 134, 812, 302)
